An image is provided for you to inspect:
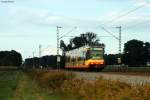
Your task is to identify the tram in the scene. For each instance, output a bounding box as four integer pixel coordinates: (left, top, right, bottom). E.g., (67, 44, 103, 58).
(65, 45, 105, 69)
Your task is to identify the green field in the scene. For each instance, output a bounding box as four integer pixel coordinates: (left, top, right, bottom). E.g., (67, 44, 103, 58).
(0, 70, 58, 100)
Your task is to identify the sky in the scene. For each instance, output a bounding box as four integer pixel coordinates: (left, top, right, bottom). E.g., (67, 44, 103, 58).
(0, 0, 150, 59)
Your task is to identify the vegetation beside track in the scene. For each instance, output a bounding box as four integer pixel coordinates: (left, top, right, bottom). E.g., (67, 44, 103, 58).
(28, 69, 150, 100)
(0, 69, 150, 100)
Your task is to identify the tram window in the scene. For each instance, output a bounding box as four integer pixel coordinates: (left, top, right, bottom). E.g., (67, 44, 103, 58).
(68, 57, 71, 62)
(86, 50, 91, 60)
(71, 57, 75, 62)
(66, 57, 67, 62)
(90, 50, 104, 59)
(78, 57, 82, 61)
(75, 57, 78, 62)
(77, 57, 79, 61)
(66, 56, 70, 62)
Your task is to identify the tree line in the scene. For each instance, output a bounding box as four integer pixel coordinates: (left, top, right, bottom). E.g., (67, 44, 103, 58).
(105, 39, 150, 66)
(24, 32, 150, 68)
(0, 50, 22, 67)
(123, 39, 150, 66)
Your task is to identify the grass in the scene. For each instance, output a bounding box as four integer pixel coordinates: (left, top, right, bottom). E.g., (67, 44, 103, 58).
(13, 71, 59, 100)
(0, 70, 59, 100)
(0, 70, 21, 100)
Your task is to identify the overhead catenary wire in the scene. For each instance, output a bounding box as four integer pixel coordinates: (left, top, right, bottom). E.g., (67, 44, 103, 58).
(103, 1, 150, 26)
(60, 1, 150, 53)
(93, 0, 150, 31)
(91, 1, 150, 50)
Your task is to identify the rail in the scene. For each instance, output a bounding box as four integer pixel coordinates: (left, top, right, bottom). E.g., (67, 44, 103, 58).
(102, 65, 150, 72)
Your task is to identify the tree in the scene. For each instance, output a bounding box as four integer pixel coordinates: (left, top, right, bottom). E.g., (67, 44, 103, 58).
(72, 32, 100, 48)
(0, 50, 22, 67)
(71, 36, 84, 48)
(81, 32, 99, 45)
(104, 54, 118, 65)
(11, 50, 22, 66)
(60, 40, 67, 55)
(144, 42, 150, 63)
(61, 32, 102, 51)
(123, 39, 145, 66)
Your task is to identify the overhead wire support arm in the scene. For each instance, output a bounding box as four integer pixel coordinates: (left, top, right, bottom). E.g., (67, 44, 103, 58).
(98, 36, 113, 37)
(59, 27, 77, 39)
(101, 27, 119, 40)
(62, 36, 75, 38)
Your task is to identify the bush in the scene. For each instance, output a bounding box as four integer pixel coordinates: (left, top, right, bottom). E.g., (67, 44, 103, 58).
(61, 79, 85, 99)
(27, 70, 150, 100)
(60, 77, 150, 100)
(28, 69, 75, 91)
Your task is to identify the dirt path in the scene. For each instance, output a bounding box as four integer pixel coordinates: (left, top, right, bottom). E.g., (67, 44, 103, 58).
(13, 73, 47, 100)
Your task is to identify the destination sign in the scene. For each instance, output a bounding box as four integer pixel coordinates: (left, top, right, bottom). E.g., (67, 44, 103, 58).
(92, 48, 103, 50)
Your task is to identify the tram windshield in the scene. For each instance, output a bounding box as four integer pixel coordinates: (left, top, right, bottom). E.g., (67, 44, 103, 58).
(91, 50, 103, 59)
(86, 48, 103, 60)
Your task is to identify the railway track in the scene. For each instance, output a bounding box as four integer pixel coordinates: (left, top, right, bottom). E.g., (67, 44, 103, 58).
(71, 71, 150, 85)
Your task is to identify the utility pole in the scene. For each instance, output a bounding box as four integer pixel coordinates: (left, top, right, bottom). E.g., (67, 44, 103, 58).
(100, 26, 122, 64)
(116, 26, 121, 54)
(33, 52, 35, 68)
(57, 26, 62, 70)
(39, 44, 42, 68)
(116, 26, 122, 64)
(39, 44, 42, 58)
(56, 26, 77, 70)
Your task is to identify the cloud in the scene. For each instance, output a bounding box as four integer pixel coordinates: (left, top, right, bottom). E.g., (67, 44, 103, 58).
(135, 0, 150, 7)
(97, 10, 150, 29)
(8, 3, 150, 35)
(8, 6, 102, 31)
